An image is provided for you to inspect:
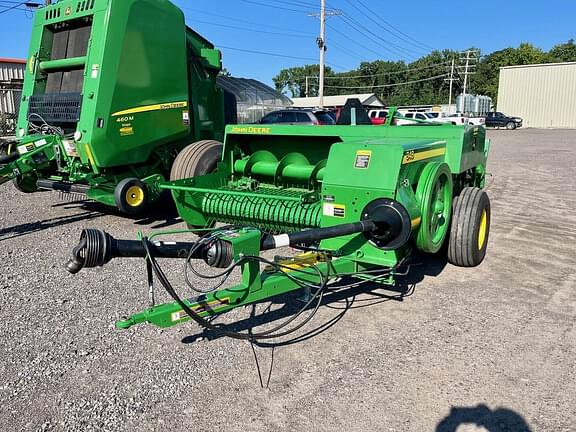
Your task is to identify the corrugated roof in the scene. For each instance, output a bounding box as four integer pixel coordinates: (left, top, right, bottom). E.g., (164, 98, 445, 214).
(500, 61, 576, 70)
(216, 76, 292, 106)
(0, 58, 26, 65)
(291, 93, 385, 107)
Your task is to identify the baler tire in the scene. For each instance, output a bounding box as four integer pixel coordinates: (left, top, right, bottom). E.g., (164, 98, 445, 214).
(114, 178, 149, 215)
(170, 140, 223, 181)
(447, 187, 491, 267)
(13, 173, 39, 194)
(170, 140, 223, 229)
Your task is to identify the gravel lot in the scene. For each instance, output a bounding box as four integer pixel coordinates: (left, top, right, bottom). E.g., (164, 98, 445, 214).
(0, 129, 575, 431)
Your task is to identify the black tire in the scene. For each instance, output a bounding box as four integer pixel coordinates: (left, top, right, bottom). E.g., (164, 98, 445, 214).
(13, 173, 39, 193)
(447, 187, 491, 267)
(114, 178, 148, 215)
(170, 140, 223, 229)
(506, 121, 516, 130)
(170, 140, 223, 181)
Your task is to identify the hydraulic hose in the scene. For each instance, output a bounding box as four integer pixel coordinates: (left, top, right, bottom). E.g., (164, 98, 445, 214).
(0, 152, 19, 165)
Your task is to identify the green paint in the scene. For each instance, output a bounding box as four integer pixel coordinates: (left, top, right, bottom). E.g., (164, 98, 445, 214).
(5, 0, 225, 209)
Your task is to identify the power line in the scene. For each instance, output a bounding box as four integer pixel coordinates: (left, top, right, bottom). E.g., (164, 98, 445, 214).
(354, 0, 435, 51)
(320, 62, 451, 79)
(187, 19, 312, 39)
(0, 1, 38, 14)
(180, 7, 316, 36)
(217, 45, 346, 70)
(297, 62, 451, 85)
(326, 22, 393, 60)
(238, 0, 312, 13)
(337, 14, 418, 60)
(323, 73, 449, 89)
(340, 0, 427, 57)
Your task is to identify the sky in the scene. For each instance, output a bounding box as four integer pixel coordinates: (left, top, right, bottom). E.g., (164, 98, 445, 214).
(0, 0, 574, 87)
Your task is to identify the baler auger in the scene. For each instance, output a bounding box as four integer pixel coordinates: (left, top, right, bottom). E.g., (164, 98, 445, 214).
(0, 0, 227, 214)
(67, 119, 492, 339)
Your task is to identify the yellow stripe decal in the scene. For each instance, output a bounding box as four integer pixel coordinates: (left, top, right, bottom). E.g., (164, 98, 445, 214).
(112, 101, 188, 117)
(402, 147, 446, 165)
(85, 144, 95, 167)
(411, 217, 422, 228)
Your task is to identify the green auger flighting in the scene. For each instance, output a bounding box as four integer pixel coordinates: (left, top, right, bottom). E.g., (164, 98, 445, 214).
(67, 110, 492, 340)
(0, 0, 228, 214)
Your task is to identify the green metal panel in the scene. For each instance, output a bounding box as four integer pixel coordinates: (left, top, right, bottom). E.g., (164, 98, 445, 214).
(10, 0, 226, 208)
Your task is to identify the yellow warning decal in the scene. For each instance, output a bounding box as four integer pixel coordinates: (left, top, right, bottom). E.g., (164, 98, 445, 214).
(354, 150, 372, 169)
(402, 147, 446, 165)
(112, 101, 188, 117)
(323, 203, 346, 218)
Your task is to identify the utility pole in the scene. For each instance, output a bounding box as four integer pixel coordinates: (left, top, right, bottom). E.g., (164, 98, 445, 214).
(305, 76, 309, 98)
(310, 2, 341, 107)
(317, 0, 327, 107)
(457, 49, 479, 112)
(444, 58, 456, 111)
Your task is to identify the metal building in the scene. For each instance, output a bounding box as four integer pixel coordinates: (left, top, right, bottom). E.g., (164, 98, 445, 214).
(498, 62, 576, 128)
(291, 93, 385, 109)
(0, 58, 26, 136)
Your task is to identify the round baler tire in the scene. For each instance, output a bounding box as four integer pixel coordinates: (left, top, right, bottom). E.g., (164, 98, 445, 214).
(170, 140, 223, 229)
(114, 178, 149, 215)
(447, 187, 491, 267)
(170, 140, 223, 181)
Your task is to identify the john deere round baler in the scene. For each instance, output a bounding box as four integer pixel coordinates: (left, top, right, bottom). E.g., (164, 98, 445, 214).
(0, 0, 227, 214)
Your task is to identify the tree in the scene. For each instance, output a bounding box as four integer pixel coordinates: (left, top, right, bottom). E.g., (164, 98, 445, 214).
(273, 65, 335, 98)
(272, 41, 574, 105)
(549, 39, 576, 62)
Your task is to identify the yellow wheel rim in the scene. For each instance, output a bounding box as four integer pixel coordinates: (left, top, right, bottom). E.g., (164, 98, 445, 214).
(478, 209, 487, 250)
(125, 185, 145, 207)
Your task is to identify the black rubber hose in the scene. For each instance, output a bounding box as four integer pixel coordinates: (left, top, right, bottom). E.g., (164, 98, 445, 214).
(0, 152, 19, 165)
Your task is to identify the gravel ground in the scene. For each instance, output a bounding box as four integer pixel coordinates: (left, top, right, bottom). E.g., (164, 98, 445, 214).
(0, 129, 575, 431)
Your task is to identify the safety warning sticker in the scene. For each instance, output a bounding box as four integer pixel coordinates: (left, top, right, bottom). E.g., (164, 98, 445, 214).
(354, 150, 372, 169)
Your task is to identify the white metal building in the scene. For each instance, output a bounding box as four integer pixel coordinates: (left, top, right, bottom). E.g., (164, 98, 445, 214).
(497, 62, 576, 129)
(0, 58, 26, 116)
(291, 93, 385, 109)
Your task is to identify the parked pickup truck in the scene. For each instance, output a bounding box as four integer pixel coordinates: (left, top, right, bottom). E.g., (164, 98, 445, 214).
(444, 114, 486, 126)
(397, 112, 485, 126)
(485, 112, 523, 129)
